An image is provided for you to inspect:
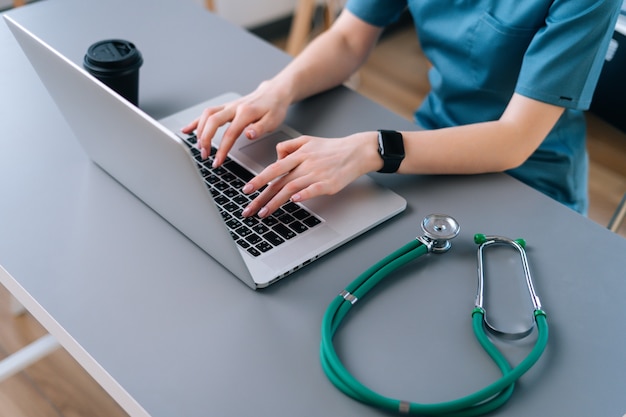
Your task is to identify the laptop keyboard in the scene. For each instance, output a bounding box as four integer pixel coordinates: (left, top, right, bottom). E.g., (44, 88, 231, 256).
(181, 133, 322, 257)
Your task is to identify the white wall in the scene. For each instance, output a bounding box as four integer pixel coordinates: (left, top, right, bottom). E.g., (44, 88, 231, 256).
(199, 0, 298, 28)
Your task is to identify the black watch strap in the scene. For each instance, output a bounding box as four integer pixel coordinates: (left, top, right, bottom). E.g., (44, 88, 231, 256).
(377, 130, 405, 173)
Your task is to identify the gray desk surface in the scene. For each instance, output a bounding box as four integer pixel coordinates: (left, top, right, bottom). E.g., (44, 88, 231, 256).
(2, 1, 626, 416)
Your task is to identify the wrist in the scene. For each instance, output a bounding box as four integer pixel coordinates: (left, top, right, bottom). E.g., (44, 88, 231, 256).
(259, 78, 295, 107)
(347, 132, 383, 174)
(266, 68, 306, 104)
(362, 131, 385, 173)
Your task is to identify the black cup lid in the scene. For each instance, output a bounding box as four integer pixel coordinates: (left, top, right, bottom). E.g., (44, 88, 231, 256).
(83, 39, 143, 71)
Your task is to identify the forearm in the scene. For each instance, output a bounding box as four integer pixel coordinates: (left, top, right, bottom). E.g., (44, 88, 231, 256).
(401, 121, 533, 174)
(361, 94, 566, 175)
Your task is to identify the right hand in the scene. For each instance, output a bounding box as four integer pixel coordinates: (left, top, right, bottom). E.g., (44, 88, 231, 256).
(182, 81, 291, 167)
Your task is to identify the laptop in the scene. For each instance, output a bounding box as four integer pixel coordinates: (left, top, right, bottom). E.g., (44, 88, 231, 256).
(5, 15, 407, 289)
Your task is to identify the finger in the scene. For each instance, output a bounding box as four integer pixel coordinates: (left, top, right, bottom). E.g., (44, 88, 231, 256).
(197, 108, 235, 161)
(244, 105, 288, 140)
(240, 156, 300, 217)
(196, 106, 227, 142)
(243, 157, 299, 194)
(241, 187, 274, 217)
(242, 179, 292, 218)
(242, 118, 268, 141)
(289, 180, 330, 203)
(253, 174, 322, 218)
(182, 118, 199, 134)
(275, 136, 308, 160)
(194, 107, 221, 159)
(195, 105, 223, 138)
(214, 104, 263, 166)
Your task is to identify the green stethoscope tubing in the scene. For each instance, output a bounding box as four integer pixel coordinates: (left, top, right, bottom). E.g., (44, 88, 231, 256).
(320, 238, 549, 416)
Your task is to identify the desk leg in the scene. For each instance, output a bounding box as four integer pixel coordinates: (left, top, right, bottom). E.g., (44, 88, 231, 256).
(0, 334, 60, 382)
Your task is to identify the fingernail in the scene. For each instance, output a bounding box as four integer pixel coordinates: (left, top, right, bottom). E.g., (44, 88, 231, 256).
(258, 207, 269, 218)
(290, 193, 301, 202)
(201, 148, 207, 160)
(242, 183, 253, 194)
(246, 129, 257, 139)
(242, 207, 251, 217)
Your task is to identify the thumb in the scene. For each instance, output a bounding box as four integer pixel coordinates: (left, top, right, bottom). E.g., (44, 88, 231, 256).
(244, 111, 286, 140)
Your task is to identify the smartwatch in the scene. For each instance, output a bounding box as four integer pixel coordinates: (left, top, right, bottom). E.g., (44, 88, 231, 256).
(377, 130, 405, 173)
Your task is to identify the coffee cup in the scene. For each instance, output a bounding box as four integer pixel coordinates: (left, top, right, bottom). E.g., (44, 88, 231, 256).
(83, 39, 143, 106)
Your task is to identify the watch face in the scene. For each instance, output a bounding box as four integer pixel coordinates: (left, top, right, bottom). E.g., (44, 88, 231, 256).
(377, 130, 404, 173)
(385, 138, 404, 158)
(379, 130, 404, 158)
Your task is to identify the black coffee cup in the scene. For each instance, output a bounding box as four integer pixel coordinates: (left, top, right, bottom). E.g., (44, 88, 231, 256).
(83, 39, 143, 106)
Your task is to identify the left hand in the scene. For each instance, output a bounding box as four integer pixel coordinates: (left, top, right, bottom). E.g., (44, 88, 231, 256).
(241, 132, 382, 218)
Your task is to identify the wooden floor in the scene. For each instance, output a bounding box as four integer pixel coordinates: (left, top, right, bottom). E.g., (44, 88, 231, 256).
(1, 25, 625, 417)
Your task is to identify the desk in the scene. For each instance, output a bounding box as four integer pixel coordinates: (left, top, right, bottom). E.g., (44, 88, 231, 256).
(2, 0, 626, 416)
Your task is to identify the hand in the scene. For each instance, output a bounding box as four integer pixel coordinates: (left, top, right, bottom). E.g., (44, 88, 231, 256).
(182, 81, 291, 167)
(241, 132, 382, 218)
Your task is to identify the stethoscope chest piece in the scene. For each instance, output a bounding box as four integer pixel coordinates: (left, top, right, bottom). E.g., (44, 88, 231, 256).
(418, 213, 460, 253)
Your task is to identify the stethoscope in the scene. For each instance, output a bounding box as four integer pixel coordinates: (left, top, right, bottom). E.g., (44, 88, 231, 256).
(320, 214, 548, 416)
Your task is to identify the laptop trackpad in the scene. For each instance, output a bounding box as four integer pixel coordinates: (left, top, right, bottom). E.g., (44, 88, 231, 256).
(238, 131, 293, 168)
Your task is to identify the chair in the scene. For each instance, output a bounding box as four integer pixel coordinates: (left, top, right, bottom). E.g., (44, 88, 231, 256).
(286, 0, 342, 56)
(0, 293, 60, 382)
(0, 334, 59, 382)
(608, 192, 626, 232)
(204, 1, 339, 56)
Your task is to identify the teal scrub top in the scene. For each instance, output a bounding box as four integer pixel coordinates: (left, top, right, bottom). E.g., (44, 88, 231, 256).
(346, 0, 622, 213)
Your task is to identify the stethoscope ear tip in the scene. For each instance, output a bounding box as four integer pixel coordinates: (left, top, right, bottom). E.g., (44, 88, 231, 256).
(474, 233, 487, 244)
(474, 234, 527, 249)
